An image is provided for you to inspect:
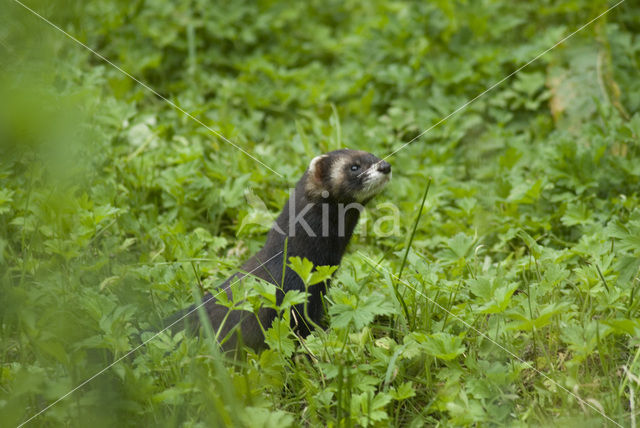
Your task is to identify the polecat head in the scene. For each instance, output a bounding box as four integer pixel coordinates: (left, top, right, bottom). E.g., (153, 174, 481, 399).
(305, 149, 391, 203)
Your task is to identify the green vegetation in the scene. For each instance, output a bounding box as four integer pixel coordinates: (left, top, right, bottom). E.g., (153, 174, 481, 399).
(1, 0, 640, 426)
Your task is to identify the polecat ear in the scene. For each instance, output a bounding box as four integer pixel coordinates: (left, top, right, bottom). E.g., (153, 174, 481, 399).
(308, 155, 328, 184)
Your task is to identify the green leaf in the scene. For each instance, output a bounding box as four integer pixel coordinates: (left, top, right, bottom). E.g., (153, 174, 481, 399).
(469, 277, 519, 314)
(506, 302, 570, 331)
(279, 289, 307, 310)
(602, 319, 640, 337)
(607, 215, 640, 253)
(615, 256, 640, 285)
(390, 382, 416, 401)
(330, 290, 396, 330)
(264, 318, 296, 357)
(445, 233, 475, 260)
(405, 332, 466, 361)
(309, 265, 339, 285)
(287, 257, 314, 284)
(561, 202, 592, 226)
(507, 179, 543, 204)
(288, 257, 338, 286)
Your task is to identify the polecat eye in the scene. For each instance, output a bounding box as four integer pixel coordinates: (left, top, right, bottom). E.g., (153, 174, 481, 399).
(350, 164, 360, 171)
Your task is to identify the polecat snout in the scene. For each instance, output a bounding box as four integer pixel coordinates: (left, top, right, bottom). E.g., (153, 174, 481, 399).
(174, 149, 391, 351)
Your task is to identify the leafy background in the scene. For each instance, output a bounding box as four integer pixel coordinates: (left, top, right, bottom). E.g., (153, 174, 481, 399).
(1, 0, 640, 426)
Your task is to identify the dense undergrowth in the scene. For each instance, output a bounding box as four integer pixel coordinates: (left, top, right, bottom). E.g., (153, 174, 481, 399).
(1, 0, 640, 426)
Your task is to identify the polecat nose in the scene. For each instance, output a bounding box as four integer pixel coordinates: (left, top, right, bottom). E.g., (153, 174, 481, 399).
(377, 161, 391, 174)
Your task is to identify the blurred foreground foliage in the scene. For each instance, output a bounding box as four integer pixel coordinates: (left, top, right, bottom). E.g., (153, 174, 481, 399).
(1, 0, 640, 426)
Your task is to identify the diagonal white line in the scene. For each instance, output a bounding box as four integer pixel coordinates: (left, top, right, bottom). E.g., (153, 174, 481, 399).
(359, 252, 623, 427)
(16, 250, 284, 428)
(359, 0, 626, 177)
(13, 0, 284, 178)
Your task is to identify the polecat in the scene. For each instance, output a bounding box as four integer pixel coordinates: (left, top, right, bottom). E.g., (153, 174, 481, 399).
(173, 149, 391, 351)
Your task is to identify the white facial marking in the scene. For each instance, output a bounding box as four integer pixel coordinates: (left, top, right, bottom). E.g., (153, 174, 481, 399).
(330, 156, 349, 189)
(353, 168, 391, 202)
